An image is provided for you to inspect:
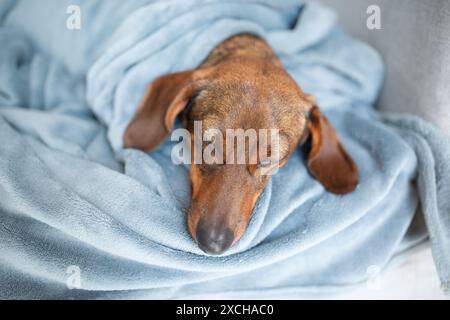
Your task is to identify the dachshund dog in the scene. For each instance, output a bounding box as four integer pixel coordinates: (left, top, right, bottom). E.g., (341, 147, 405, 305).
(124, 33, 359, 255)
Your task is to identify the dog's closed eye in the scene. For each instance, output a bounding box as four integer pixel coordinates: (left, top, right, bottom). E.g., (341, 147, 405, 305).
(257, 159, 272, 168)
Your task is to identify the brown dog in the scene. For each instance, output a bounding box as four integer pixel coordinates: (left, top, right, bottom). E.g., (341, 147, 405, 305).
(124, 33, 358, 255)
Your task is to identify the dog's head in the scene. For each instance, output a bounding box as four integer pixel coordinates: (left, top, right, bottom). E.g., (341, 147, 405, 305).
(124, 57, 358, 254)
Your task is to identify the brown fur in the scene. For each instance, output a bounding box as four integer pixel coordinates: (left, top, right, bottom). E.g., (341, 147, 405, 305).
(124, 33, 359, 254)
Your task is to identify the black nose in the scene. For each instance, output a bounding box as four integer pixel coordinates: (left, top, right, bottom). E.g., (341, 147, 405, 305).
(196, 219, 234, 255)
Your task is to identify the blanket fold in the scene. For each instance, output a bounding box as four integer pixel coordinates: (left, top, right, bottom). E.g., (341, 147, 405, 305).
(0, 0, 449, 299)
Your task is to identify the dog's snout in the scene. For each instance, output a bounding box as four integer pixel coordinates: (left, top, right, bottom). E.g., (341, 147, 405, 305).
(196, 219, 234, 255)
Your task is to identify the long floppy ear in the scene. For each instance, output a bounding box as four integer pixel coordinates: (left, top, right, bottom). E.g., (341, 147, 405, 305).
(306, 106, 359, 194)
(124, 68, 211, 152)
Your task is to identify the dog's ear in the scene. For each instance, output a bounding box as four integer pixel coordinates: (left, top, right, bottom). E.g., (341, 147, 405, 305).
(306, 106, 359, 194)
(124, 68, 211, 152)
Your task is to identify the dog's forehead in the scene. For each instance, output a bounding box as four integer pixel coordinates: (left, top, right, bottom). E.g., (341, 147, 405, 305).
(189, 58, 311, 145)
(194, 84, 308, 134)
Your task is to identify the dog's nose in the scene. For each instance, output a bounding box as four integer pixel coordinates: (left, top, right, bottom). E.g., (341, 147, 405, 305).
(196, 220, 234, 255)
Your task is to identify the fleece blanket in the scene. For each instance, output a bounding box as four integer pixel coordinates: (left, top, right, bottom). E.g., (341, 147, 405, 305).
(0, 0, 449, 299)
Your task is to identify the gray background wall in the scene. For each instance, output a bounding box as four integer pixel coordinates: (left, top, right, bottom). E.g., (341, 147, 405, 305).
(319, 0, 450, 137)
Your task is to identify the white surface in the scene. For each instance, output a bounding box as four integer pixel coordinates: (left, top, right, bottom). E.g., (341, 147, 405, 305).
(336, 245, 448, 299)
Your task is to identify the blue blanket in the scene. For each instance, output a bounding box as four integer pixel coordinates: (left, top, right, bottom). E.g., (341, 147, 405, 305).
(0, 0, 449, 299)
